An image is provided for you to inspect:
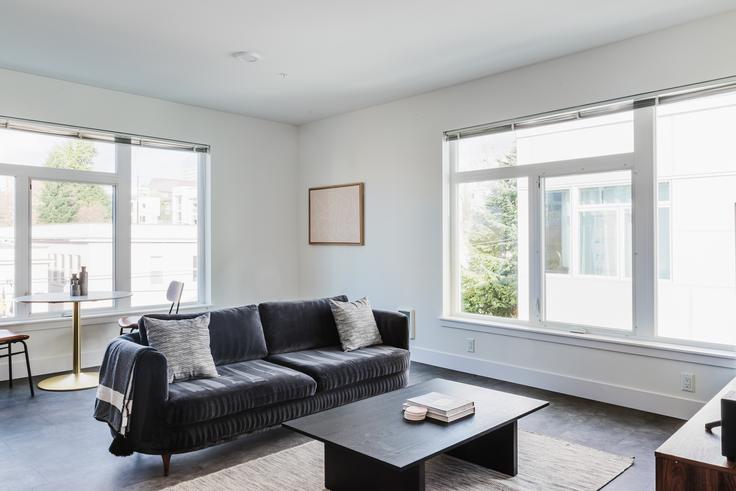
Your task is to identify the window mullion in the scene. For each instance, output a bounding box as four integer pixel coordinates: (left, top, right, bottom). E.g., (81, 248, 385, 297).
(529, 173, 542, 326)
(448, 140, 461, 316)
(632, 105, 656, 339)
(0, 163, 119, 185)
(197, 152, 209, 305)
(114, 143, 131, 310)
(14, 176, 30, 318)
(442, 140, 452, 316)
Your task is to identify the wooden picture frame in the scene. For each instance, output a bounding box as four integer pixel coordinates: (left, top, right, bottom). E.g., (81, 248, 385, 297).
(309, 182, 364, 245)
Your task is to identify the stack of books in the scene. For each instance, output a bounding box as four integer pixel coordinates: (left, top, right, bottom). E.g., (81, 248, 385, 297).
(403, 392, 475, 423)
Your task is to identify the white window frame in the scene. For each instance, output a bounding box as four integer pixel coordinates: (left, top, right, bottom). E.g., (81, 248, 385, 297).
(540, 166, 635, 334)
(444, 83, 736, 352)
(0, 120, 211, 323)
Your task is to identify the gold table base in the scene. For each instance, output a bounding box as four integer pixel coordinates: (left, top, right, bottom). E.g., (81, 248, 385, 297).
(37, 301, 99, 392)
(38, 371, 99, 391)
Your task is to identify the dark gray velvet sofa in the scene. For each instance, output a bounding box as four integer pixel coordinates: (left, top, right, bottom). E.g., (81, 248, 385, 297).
(103, 295, 410, 475)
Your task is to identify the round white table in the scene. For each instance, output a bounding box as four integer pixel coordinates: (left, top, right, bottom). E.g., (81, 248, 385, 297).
(15, 291, 133, 391)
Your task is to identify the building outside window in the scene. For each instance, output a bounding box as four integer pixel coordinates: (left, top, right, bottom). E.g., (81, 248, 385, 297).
(543, 170, 633, 330)
(0, 119, 209, 320)
(130, 146, 200, 307)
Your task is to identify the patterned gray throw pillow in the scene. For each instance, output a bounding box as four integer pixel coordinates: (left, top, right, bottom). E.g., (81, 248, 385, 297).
(329, 297, 383, 352)
(143, 313, 218, 383)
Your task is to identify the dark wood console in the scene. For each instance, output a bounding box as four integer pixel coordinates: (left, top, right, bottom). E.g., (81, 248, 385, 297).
(656, 377, 736, 490)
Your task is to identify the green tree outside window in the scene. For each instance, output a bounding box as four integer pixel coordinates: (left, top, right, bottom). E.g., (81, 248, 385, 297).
(37, 141, 112, 223)
(461, 150, 518, 318)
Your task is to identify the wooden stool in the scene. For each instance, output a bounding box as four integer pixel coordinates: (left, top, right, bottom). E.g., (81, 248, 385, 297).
(0, 329, 34, 397)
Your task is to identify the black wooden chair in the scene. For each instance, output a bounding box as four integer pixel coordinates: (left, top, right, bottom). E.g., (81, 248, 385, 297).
(0, 329, 34, 396)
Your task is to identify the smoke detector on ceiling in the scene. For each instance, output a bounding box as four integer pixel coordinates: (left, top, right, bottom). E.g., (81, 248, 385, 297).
(232, 51, 261, 63)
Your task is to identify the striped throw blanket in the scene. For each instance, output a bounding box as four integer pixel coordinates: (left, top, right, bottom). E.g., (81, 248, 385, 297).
(94, 338, 153, 441)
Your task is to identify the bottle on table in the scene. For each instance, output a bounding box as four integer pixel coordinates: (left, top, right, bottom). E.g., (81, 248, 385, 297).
(70, 274, 81, 297)
(79, 266, 88, 296)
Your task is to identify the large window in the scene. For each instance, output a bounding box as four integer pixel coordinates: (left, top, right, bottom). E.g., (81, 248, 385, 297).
(0, 120, 209, 320)
(446, 81, 736, 349)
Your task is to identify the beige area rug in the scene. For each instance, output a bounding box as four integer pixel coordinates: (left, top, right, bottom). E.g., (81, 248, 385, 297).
(166, 431, 633, 491)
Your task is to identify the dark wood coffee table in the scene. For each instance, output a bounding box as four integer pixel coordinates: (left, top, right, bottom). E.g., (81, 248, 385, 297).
(283, 378, 548, 490)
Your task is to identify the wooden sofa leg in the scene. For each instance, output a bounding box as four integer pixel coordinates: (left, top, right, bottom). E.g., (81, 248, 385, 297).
(162, 453, 171, 476)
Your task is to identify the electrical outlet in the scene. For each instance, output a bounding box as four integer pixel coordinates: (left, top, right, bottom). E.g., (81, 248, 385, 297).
(681, 372, 695, 393)
(465, 338, 475, 353)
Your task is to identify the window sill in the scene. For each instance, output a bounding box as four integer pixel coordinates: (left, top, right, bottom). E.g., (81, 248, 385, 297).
(439, 315, 736, 369)
(1, 304, 213, 333)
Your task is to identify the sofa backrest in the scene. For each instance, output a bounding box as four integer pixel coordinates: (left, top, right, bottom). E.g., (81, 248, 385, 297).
(258, 295, 347, 354)
(138, 305, 268, 365)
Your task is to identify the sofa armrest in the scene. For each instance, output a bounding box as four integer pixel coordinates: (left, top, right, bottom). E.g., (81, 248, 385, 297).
(113, 334, 169, 446)
(373, 309, 409, 350)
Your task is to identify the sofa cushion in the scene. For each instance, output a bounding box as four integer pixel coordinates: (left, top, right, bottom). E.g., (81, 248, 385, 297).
(139, 305, 268, 366)
(267, 345, 410, 392)
(330, 297, 383, 351)
(258, 295, 347, 354)
(143, 313, 218, 383)
(165, 359, 316, 425)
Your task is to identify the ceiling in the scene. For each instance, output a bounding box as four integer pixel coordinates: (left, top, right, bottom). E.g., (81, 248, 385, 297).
(0, 1, 734, 125)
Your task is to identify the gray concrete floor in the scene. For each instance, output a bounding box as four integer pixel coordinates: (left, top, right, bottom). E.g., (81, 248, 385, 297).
(0, 362, 682, 490)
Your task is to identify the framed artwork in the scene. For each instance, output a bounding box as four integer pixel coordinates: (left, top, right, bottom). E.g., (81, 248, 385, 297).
(309, 182, 364, 245)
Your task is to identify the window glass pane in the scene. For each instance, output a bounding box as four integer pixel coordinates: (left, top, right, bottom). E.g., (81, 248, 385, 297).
(601, 185, 631, 204)
(131, 146, 199, 307)
(580, 210, 618, 276)
(579, 188, 600, 205)
(31, 178, 113, 314)
(457, 111, 633, 171)
(545, 190, 570, 274)
(458, 178, 528, 319)
(0, 129, 114, 172)
(516, 112, 633, 165)
(580, 185, 631, 205)
(658, 207, 671, 280)
(656, 91, 736, 344)
(624, 209, 632, 278)
(0, 176, 14, 318)
(457, 131, 516, 171)
(543, 170, 632, 330)
(658, 181, 670, 202)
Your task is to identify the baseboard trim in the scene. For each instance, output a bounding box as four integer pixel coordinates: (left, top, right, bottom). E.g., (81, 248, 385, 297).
(411, 346, 702, 420)
(0, 350, 105, 382)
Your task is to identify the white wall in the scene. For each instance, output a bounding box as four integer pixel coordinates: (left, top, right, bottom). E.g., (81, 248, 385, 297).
(298, 12, 736, 419)
(0, 68, 299, 379)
